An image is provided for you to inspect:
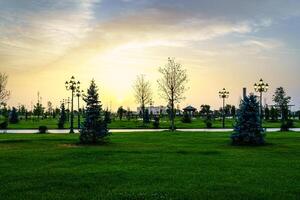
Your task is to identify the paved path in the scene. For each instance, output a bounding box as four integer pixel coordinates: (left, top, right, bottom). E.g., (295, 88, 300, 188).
(1, 128, 300, 134)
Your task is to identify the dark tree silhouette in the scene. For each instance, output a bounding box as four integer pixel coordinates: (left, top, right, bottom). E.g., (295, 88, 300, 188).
(157, 58, 188, 131)
(9, 107, 19, 124)
(80, 80, 109, 144)
(58, 103, 67, 129)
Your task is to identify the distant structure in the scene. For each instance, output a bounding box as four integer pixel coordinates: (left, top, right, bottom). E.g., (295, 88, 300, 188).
(183, 105, 197, 117)
(137, 105, 167, 115)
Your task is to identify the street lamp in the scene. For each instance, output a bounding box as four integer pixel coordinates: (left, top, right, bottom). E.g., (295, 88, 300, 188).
(65, 76, 80, 133)
(254, 78, 269, 125)
(219, 88, 229, 128)
(76, 85, 84, 129)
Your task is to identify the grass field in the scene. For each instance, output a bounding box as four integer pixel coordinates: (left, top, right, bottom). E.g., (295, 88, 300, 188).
(0, 131, 299, 199)
(3, 116, 300, 129)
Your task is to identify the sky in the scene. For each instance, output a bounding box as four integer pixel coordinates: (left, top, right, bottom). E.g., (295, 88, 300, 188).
(1, 0, 300, 111)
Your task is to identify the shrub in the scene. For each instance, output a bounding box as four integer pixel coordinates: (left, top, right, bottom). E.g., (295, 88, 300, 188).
(231, 95, 265, 146)
(280, 120, 294, 132)
(181, 112, 191, 123)
(153, 116, 160, 129)
(57, 103, 66, 129)
(205, 120, 212, 128)
(38, 126, 48, 134)
(0, 121, 8, 129)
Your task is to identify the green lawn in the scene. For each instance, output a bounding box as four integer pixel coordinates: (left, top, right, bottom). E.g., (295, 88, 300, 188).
(0, 132, 299, 199)
(3, 116, 300, 129)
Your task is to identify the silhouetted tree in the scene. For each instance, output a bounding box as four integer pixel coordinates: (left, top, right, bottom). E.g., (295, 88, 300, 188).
(153, 116, 160, 129)
(144, 109, 150, 123)
(231, 106, 236, 118)
(133, 75, 152, 123)
(270, 106, 278, 121)
(58, 103, 66, 129)
(33, 102, 44, 119)
(182, 111, 192, 123)
(0, 73, 10, 106)
(104, 109, 112, 124)
(9, 107, 19, 124)
(80, 80, 109, 144)
(157, 58, 188, 131)
(231, 95, 265, 145)
(117, 106, 126, 120)
(264, 106, 270, 120)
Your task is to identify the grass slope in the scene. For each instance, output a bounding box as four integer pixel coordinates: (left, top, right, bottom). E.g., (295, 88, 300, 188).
(0, 132, 299, 199)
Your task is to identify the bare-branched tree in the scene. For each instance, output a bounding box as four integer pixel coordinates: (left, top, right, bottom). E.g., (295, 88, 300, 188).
(157, 58, 188, 131)
(0, 73, 10, 106)
(133, 75, 152, 123)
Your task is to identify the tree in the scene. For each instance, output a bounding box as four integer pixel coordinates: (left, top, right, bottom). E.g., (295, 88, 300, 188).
(33, 102, 44, 119)
(104, 109, 112, 124)
(157, 58, 188, 131)
(80, 80, 109, 144)
(231, 94, 265, 145)
(9, 107, 19, 124)
(270, 106, 278, 121)
(58, 103, 66, 129)
(273, 87, 291, 121)
(133, 75, 152, 123)
(264, 106, 270, 120)
(117, 106, 126, 120)
(47, 101, 53, 117)
(0, 73, 10, 106)
(200, 105, 211, 117)
(231, 106, 236, 119)
(181, 111, 192, 123)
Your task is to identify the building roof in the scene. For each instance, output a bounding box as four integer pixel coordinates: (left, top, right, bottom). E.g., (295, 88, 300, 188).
(183, 105, 197, 111)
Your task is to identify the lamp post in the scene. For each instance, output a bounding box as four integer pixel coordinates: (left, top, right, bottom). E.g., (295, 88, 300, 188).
(254, 78, 269, 126)
(219, 88, 229, 128)
(65, 76, 80, 133)
(76, 86, 84, 129)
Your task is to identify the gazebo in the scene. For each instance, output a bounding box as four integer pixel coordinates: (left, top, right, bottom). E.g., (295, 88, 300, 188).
(183, 105, 197, 117)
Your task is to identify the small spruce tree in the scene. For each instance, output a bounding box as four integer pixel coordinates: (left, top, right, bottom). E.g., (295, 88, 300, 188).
(58, 103, 66, 129)
(80, 80, 109, 144)
(9, 107, 19, 124)
(231, 94, 265, 145)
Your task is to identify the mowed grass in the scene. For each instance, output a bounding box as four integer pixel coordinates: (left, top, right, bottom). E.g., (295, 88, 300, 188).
(4, 116, 300, 129)
(0, 132, 299, 200)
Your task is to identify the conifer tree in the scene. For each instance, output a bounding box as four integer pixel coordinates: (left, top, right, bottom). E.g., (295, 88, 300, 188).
(231, 94, 265, 145)
(9, 107, 19, 124)
(58, 103, 66, 129)
(80, 80, 109, 144)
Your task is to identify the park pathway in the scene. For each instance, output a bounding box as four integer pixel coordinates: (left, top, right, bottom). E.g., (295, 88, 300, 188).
(1, 128, 300, 134)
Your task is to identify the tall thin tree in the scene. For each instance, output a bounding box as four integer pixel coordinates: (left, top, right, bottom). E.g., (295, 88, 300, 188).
(157, 58, 188, 131)
(133, 75, 152, 123)
(0, 73, 10, 106)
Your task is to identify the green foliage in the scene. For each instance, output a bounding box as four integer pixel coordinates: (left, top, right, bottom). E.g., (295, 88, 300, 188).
(0, 121, 8, 129)
(181, 111, 192, 123)
(9, 107, 19, 124)
(38, 126, 48, 134)
(153, 116, 160, 129)
(264, 106, 270, 120)
(104, 109, 112, 124)
(270, 106, 278, 121)
(231, 95, 265, 145)
(117, 106, 126, 121)
(58, 103, 67, 129)
(33, 102, 44, 119)
(144, 109, 150, 123)
(273, 87, 291, 122)
(80, 80, 109, 144)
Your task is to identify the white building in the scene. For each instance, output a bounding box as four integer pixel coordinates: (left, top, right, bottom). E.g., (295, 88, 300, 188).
(137, 106, 167, 115)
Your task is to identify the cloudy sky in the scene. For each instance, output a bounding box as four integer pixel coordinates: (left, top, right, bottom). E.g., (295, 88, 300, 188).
(1, 0, 300, 110)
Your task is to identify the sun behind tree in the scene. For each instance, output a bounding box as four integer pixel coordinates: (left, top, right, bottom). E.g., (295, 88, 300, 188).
(80, 80, 110, 144)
